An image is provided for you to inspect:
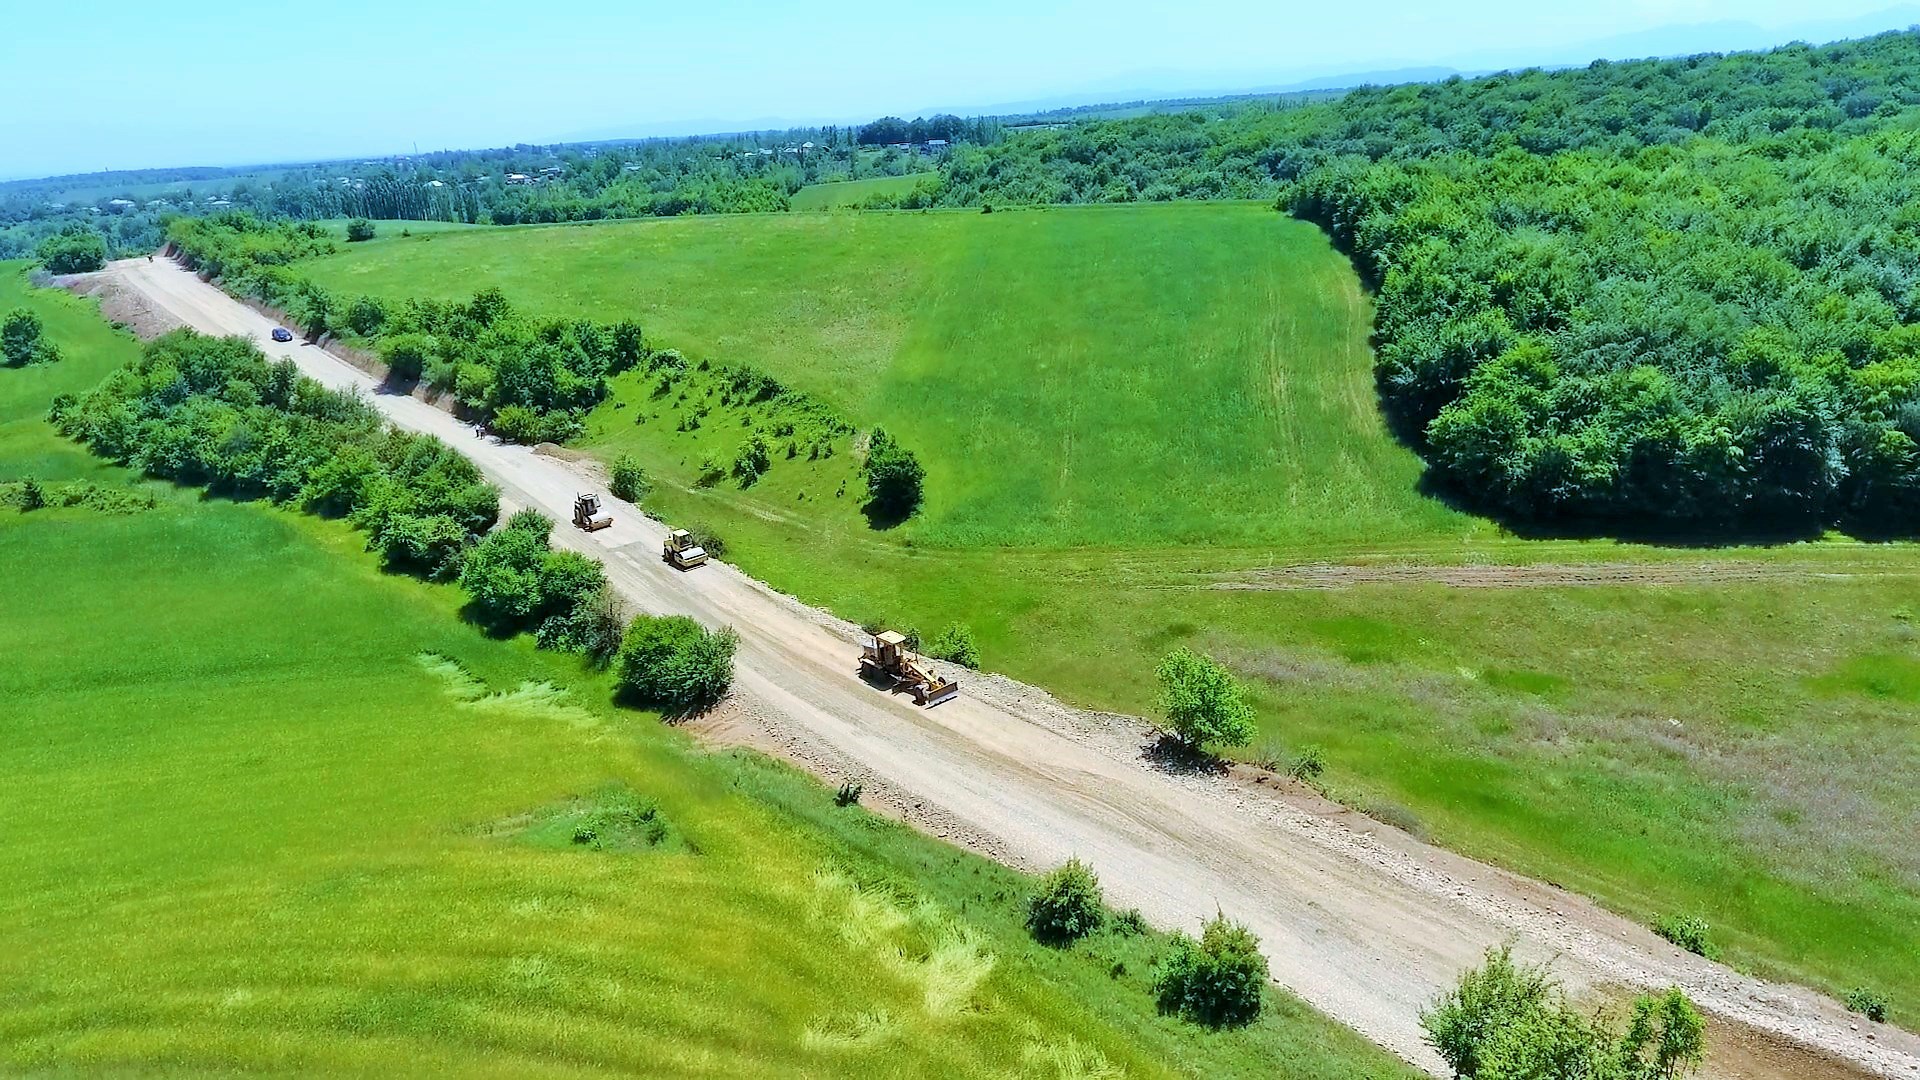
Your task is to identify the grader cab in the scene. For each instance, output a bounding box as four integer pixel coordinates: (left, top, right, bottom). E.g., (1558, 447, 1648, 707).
(662, 528, 708, 570)
(572, 493, 613, 532)
(860, 630, 959, 706)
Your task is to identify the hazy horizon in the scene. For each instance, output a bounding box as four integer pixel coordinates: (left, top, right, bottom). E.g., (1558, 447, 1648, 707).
(7, 0, 1920, 180)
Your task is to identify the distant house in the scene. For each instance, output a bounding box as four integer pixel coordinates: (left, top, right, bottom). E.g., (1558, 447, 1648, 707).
(801, 141, 815, 152)
(622, 163, 646, 172)
(425, 179, 446, 188)
(505, 173, 533, 185)
(208, 199, 232, 208)
(539, 166, 564, 176)
(106, 198, 136, 209)
(927, 139, 948, 149)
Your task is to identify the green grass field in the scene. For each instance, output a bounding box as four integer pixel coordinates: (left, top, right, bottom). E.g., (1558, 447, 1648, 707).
(0, 264, 1413, 1076)
(790, 175, 932, 209)
(297, 211, 1920, 1024)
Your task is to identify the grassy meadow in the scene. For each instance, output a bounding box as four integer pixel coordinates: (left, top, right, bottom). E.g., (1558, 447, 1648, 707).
(0, 264, 1414, 1077)
(790, 174, 932, 209)
(301, 210, 1920, 1021)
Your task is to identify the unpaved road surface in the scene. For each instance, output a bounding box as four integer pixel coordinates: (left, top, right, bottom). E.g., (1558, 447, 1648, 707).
(96, 258, 1920, 1079)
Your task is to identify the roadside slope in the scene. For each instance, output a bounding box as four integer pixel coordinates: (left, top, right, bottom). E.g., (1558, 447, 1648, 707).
(98, 256, 1920, 1079)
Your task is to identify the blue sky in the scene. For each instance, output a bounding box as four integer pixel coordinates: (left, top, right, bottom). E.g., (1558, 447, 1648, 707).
(4, 0, 1917, 178)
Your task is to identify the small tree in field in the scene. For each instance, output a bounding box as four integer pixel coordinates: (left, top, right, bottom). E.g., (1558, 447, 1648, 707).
(1027, 858, 1104, 944)
(863, 427, 924, 522)
(609, 454, 650, 503)
(1155, 647, 1256, 750)
(2, 309, 59, 366)
(1153, 912, 1268, 1027)
(616, 614, 738, 714)
(345, 217, 377, 242)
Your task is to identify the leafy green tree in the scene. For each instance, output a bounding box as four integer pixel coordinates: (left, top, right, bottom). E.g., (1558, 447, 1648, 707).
(377, 332, 436, 381)
(1422, 946, 1707, 1080)
(345, 294, 388, 337)
(1, 309, 59, 366)
(376, 512, 468, 578)
(609, 454, 650, 503)
(732, 431, 771, 486)
(863, 427, 925, 522)
(1026, 858, 1104, 944)
(345, 218, 377, 242)
(1155, 647, 1256, 750)
(36, 228, 107, 274)
(615, 614, 738, 713)
(926, 622, 981, 669)
(1153, 913, 1269, 1028)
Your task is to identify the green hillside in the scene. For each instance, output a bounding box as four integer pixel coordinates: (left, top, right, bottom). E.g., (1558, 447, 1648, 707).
(0, 265, 1410, 1078)
(293, 211, 1920, 1020)
(305, 203, 1477, 548)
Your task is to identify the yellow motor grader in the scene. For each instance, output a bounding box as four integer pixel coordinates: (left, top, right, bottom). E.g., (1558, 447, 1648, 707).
(860, 630, 958, 706)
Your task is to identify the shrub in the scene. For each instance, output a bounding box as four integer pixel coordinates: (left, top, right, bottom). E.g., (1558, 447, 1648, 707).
(344, 294, 387, 337)
(37, 228, 107, 274)
(863, 427, 925, 521)
(834, 780, 863, 807)
(345, 217, 377, 242)
(1155, 647, 1256, 750)
(490, 403, 580, 444)
(732, 431, 772, 486)
(1027, 858, 1104, 944)
(458, 510, 606, 635)
(1112, 908, 1149, 936)
(695, 455, 724, 487)
(609, 454, 650, 503)
(535, 584, 627, 665)
(1845, 986, 1889, 1023)
(1288, 744, 1326, 780)
(616, 614, 738, 713)
(376, 512, 468, 578)
(377, 332, 435, 381)
(1423, 946, 1705, 1080)
(2, 309, 60, 366)
(684, 522, 726, 557)
(1153, 913, 1268, 1027)
(926, 622, 981, 669)
(17, 476, 45, 511)
(1652, 914, 1717, 959)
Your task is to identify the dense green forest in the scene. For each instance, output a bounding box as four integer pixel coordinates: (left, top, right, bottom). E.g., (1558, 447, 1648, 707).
(932, 30, 1920, 530)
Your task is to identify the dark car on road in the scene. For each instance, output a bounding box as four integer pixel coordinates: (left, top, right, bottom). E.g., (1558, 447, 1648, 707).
(270, 327, 293, 343)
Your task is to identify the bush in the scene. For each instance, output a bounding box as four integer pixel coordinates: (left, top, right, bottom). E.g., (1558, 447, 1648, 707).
(376, 512, 468, 578)
(458, 510, 607, 634)
(17, 476, 44, 512)
(1422, 946, 1705, 1080)
(732, 431, 771, 486)
(344, 294, 387, 337)
(609, 454, 650, 503)
(1288, 744, 1326, 780)
(377, 332, 435, 381)
(834, 780, 863, 807)
(2, 309, 60, 366)
(684, 521, 726, 557)
(534, 584, 627, 665)
(37, 228, 107, 274)
(616, 614, 738, 713)
(863, 427, 925, 522)
(490, 403, 581, 444)
(1027, 858, 1104, 944)
(1652, 914, 1717, 959)
(925, 622, 981, 669)
(1155, 647, 1256, 750)
(345, 218, 377, 242)
(1845, 986, 1889, 1023)
(1153, 912, 1268, 1028)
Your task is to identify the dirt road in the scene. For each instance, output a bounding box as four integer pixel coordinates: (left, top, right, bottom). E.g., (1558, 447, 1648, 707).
(96, 257, 1920, 1079)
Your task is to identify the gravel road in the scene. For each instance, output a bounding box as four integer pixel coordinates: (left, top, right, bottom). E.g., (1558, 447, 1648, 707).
(95, 256, 1920, 1079)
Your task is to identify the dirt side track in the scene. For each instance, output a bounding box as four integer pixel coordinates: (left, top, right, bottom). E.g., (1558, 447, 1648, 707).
(92, 258, 1920, 1079)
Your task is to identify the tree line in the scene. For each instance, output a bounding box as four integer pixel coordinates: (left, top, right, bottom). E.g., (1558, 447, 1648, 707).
(922, 29, 1920, 532)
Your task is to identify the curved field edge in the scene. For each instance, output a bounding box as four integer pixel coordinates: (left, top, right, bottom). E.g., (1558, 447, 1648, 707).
(292, 210, 1920, 1025)
(0, 262, 1412, 1078)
